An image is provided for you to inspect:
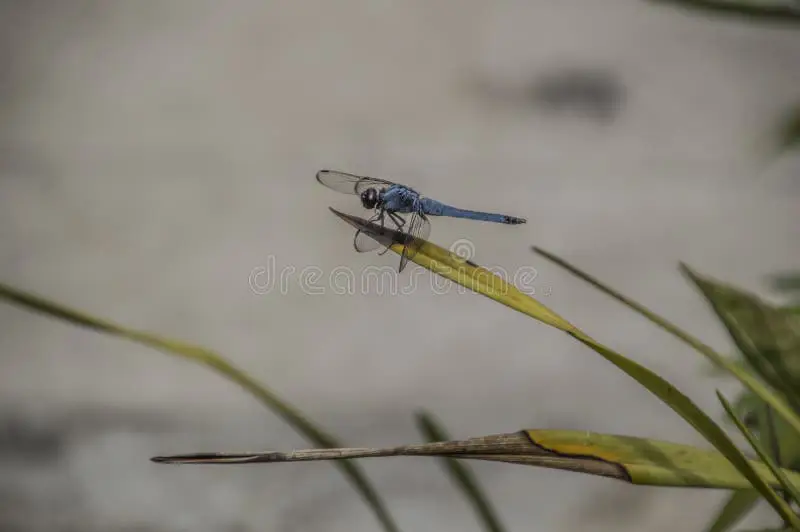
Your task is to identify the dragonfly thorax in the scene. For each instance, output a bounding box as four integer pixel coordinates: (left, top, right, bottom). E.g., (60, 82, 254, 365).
(360, 188, 381, 210)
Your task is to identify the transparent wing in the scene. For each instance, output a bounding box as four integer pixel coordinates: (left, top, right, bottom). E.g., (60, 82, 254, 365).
(353, 230, 384, 252)
(316, 169, 398, 195)
(398, 211, 431, 272)
(353, 211, 406, 252)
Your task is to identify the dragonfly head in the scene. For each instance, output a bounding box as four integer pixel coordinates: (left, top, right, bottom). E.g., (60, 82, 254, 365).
(360, 188, 380, 210)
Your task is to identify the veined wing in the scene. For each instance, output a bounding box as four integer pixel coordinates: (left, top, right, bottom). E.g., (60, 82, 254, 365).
(353, 212, 405, 253)
(316, 169, 399, 195)
(398, 211, 431, 272)
(354, 230, 385, 253)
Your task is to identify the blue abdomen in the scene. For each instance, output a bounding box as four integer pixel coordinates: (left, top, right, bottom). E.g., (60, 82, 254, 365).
(420, 197, 525, 225)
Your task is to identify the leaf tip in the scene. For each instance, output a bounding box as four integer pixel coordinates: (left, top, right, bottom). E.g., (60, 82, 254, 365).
(678, 263, 706, 287)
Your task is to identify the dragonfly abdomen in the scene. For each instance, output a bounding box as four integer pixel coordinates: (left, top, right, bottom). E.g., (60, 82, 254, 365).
(420, 198, 526, 225)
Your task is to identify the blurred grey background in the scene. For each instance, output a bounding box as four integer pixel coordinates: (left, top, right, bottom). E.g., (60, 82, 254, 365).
(1, 1, 799, 531)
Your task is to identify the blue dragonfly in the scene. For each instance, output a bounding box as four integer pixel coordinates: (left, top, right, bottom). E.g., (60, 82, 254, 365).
(316, 169, 526, 272)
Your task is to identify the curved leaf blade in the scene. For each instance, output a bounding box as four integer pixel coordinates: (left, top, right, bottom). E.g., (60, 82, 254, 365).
(525, 430, 800, 490)
(0, 282, 401, 532)
(531, 245, 717, 355)
(154, 429, 800, 489)
(331, 213, 797, 516)
(529, 247, 800, 467)
(562, 332, 800, 509)
(331, 209, 576, 332)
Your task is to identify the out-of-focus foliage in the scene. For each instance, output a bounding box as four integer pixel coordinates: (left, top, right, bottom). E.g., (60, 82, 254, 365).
(646, 0, 800, 26)
(531, 248, 800, 530)
(0, 282, 401, 532)
(414, 411, 508, 532)
(776, 106, 800, 152)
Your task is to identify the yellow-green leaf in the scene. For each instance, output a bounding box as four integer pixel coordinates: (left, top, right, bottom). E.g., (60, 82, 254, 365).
(525, 430, 800, 491)
(152, 429, 800, 490)
(529, 246, 800, 474)
(332, 209, 575, 332)
(0, 282, 400, 532)
(530, 245, 719, 355)
(329, 212, 797, 511)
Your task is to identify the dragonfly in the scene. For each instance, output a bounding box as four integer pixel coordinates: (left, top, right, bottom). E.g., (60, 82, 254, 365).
(316, 169, 526, 272)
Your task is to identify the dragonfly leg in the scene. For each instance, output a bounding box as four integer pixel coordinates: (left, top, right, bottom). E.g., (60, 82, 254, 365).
(376, 210, 408, 256)
(376, 214, 392, 256)
(387, 211, 406, 229)
(366, 208, 387, 230)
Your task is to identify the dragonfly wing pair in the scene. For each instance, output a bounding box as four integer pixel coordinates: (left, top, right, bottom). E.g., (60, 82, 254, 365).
(316, 170, 431, 272)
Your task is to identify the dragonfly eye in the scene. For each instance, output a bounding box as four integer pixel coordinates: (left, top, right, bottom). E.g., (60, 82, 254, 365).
(360, 188, 378, 209)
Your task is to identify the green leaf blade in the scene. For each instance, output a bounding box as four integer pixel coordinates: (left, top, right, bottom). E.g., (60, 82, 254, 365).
(704, 490, 761, 532)
(719, 392, 800, 512)
(529, 248, 800, 474)
(0, 282, 401, 532)
(684, 267, 800, 402)
(414, 411, 507, 532)
(154, 428, 800, 490)
(777, 105, 800, 153)
(681, 266, 800, 443)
